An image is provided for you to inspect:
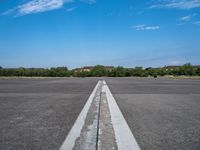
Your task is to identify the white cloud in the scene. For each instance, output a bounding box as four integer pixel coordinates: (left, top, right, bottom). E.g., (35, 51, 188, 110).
(179, 14, 196, 22)
(19, 0, 73, 15)
(180, 15, 192, 22)
(3, 0, 73, 16)
(66, 7, 76, 12)
(80, 0, 96, 4)
(176, 22, 185, 26)
(2, 8, 17, 16)
(193, 21, 200, 25)
(3, 0, 95, 16)
(133, 24, 160, 31)
(150, 0, 200, 10)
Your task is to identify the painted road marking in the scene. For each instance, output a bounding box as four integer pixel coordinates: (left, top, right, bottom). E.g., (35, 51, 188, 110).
(60, 80, 141, 150)
(60, 81, 101, 150)
(73, 81, 102, 150)
(103, 81, 141, 150)
(98, 82, 117, 150)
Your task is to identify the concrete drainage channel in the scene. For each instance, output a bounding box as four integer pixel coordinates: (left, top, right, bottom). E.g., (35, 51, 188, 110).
(60, 80, 140, 150)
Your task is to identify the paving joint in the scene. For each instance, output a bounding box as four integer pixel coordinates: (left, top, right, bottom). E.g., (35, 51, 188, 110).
(60, 80, 140, 150)
(96, 80, 102, 150)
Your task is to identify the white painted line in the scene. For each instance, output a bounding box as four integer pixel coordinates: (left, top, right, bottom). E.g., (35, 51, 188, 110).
(103, 80, 141, 150)
(60, 81, 101, 150)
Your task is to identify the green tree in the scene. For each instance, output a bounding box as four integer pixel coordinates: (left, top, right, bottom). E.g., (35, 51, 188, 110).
(91, 65, 107, 77)
(157, 68, 167, 76)
(196, 67, 200, 75)
(112, 67, 126, 77)
(130, 67, 143, 77)
(179, 63, 194, 76)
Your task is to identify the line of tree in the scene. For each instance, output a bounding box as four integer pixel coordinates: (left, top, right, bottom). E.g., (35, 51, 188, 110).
(0, 67, 72, 77)
(0, 63, 200, 77)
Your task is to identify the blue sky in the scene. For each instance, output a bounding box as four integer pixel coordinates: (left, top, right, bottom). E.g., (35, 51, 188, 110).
(0, 0, 200, 68)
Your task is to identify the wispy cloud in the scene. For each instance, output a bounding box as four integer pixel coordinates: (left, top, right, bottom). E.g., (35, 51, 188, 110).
(66, 7, 76, 12)
(21, 0, 74, 15)
(180, 15, 192, 22)
(176, 22, 186, 26)
(150, 0, 200, 10)
(133, 24, 160, 31)
(2, 8, 17, 16)
(193, 21, 200, 25)
(80, 0, 96, 4)
(3, 0, 73, 16)
(3, 0, 96, 16)
(179, 14, 196, 22)
(177, 14, 198, 26)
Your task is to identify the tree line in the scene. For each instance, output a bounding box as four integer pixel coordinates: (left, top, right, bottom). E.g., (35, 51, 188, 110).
(0, 63, 200, 77)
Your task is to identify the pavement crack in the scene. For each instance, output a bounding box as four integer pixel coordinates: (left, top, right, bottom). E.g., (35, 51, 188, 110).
(96, 80, 102, 150)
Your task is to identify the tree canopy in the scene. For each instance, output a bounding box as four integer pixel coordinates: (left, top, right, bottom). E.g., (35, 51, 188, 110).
(0, 63, 200, 77)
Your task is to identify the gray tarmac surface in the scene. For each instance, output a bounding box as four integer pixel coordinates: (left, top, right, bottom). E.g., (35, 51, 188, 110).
(1, 77, 200, 150)
(106, 77, 200, 150)
(0, 78, 98, 150)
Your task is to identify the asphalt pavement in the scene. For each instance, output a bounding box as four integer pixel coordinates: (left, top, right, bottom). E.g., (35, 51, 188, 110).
(1, 77, 200, 150)
(106, 77, 200, 150)
(0, 78, 98, 150)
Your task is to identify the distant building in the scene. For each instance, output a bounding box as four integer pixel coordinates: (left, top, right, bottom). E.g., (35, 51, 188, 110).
(161, 66, 179, 71)
(81, 66, 95, 72)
